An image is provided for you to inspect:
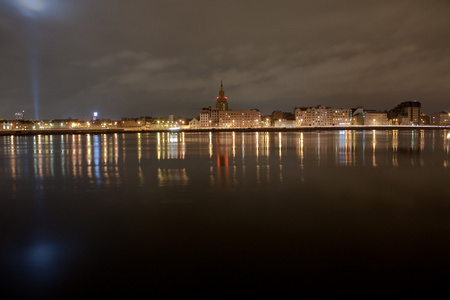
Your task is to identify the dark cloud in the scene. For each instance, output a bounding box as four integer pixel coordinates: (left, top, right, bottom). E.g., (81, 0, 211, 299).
(0, 0, 449, 119)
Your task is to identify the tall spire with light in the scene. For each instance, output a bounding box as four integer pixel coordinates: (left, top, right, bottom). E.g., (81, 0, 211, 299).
(216, 80, 229, 111)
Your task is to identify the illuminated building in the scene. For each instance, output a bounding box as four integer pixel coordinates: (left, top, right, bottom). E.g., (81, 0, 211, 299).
(271, 111, 296, 127)
(271, 111, 284, 125)
(200, 107, 219, 127)
(333, 108, 352, 125)
(197, 82, 262, 128)
(218, 109, 261, 128)
(430, 111, 450, 126)
(1, 120, 34, 130)
(15, 111, 25, 120)
(294, 105, 351, 126)
(420, 113, 430, 125)
(189, 118, 200, 128)
(49, 119, 80, 129)
(352, 109, 389, 125)
(388, 101, 421, 125)
(199, 81, 229, 127)
(119, 118, 142, 128)
(216, 80, 228, 111)
(274, 119, 297, 127)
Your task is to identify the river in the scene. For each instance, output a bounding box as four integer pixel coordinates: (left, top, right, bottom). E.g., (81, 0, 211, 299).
(1, 130, 449, 296)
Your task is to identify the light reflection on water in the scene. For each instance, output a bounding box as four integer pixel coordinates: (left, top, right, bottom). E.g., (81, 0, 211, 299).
(1, 129, 450, 294)
(1, 130, 450, 190)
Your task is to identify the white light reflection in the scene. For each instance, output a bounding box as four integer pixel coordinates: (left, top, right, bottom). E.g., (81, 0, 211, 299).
(157, 168, 189, 187)
(372, 130, 377, 167)
(61, 135, 65, 177)
(278, 132, 282, 159)
(299, 132, 304, 169)
(232, 131, 236, 158)
(241, 132, 245, 160)
(181, 132, 185, 159)
(420, 130, 425, 151)
(103, 134, 108, 166)
(209, 132, 213, 158)
(444, 130, 449, 154)
(317, 133, 321, 166)
(157, 132, 161, 160)
(362, 131, 366, 166)
(77, 135, 82, 177)
(210, 165, 215, 187)
(255, 132, 259, 158)
(137, 132, 142, 163)
(10, 136, 17, 179)
(392, 130, 398, 167)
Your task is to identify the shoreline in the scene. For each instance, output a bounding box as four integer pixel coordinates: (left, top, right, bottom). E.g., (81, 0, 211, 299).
(0, 125, 449, 136)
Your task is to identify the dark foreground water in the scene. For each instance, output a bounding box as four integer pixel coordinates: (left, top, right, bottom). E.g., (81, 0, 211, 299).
(1, 130, 450, 297)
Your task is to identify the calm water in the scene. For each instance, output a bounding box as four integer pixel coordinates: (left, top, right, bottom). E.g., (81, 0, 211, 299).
(1, 130, 450, 296)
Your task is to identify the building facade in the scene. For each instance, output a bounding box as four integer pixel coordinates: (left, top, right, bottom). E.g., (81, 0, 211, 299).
(199, 82, 261, 128)
(388, 101, 421, 125)
(189, 118, 200, 128)
(200, 107, 219, 127)
(352, 109, 389, 125)
(218, 109, 261, 128)
(430, 112, 450, 126)
(294, 105, 351, 126)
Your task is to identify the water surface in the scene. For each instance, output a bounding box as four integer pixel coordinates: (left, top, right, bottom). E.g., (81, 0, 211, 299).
(1, 130, 450, 296)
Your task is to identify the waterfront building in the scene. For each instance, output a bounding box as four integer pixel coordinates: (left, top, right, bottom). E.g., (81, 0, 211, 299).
(271, 111, 295, 126)
(430, 112, 450, 126)
(420, 113, 430, 125)
(352, 109, 389, 125)
(199, 82, 261, 128)
(200, 107, 219, 127)
(189, 118, 200, 128)
(218, 109, 261, 128)
(294, 105, 351, 126)
(388, 101, 421, 125)
(1, 120, 34, 130)
(274, 119, 297, 127)
(48, 119, 80, 129)
(333, 108, 352, 125)
(261, 115, 271, 127)
(271, 111, 296, 127)
(271, 111, 284, 125)
(144, 117, 181, 130)
(295, 105, 333, 126)
(119, 118, 144, 129)
(1, 120, 12, 130)
(199, 81, 229, 127)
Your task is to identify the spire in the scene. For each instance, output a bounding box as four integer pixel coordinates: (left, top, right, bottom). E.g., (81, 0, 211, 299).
(219, 80, 225, 98)
(216, 80, 228, 111)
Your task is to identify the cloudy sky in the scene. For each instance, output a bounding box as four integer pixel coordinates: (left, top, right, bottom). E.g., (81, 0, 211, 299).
(0, 0, 449, 120)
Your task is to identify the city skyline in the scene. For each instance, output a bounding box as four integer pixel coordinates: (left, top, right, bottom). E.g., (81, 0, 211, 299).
(1, 1, 449, 120)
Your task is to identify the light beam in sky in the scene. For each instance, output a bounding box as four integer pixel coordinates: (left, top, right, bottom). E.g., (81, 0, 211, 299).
(12, 0, 48, 119)
(29, 31, 40, 120)
(17, 0, 46, 13)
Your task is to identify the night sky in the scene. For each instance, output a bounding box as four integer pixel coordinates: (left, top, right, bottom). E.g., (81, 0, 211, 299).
(1, 0, 449, 120)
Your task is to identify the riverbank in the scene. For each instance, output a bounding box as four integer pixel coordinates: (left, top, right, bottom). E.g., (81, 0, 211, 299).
(0, 125, 449, 136)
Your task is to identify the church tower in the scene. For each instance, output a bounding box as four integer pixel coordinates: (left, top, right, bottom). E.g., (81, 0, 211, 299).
(216, 80, 228, 111)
